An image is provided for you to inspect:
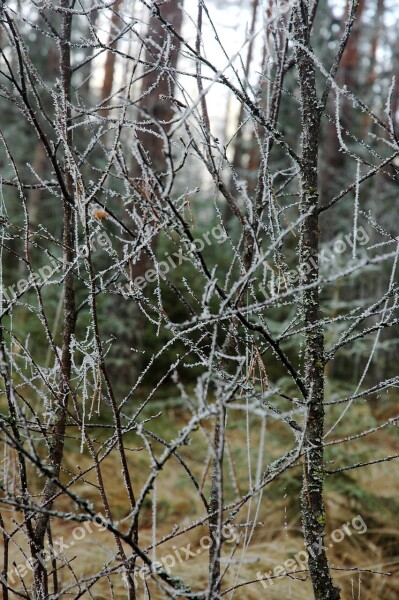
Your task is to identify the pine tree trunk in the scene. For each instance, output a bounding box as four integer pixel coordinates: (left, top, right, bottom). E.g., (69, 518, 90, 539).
(100, 0, 123, 115)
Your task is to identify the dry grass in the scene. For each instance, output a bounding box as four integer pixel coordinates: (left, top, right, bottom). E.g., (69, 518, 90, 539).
(1, 400, 399, 599)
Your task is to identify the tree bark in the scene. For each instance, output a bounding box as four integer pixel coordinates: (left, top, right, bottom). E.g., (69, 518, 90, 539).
(320, 0, 366, 205)
(293, 3, 340, 599)
(32, 4, 76, 596)
(119, 0, 184, 385)
(134, 0, 183, 175)
(100, 0, 123, 116)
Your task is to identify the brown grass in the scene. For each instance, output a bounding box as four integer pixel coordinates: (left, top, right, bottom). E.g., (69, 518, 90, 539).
(1, 401, 399, 599)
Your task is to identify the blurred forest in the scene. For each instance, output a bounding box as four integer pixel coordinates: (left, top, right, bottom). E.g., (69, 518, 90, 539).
(0, 0, 398, 598)
(1, 0, 399, 389)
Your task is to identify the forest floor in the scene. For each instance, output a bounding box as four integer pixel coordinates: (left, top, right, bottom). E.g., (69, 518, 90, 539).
(1, 390, 399, 599)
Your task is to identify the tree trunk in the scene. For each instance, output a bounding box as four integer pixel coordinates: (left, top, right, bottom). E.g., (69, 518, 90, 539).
(134, 0, 183, 175)
(294, 3, 340, 599)
(320, 0, 366, 206)
(117, 0, 184, 386)
(100, 0, 123, 116)
(32, 4, 76, 597)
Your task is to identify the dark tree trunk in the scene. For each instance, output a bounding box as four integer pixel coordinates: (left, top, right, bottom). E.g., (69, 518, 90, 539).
(116, 0, 184, 386)
(294, 3, 340, 599)
(320, 0, 366, 206)
(100, 0, 123, 115)
(32, 4, 76, 597)
(134, 0, 184, 175)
